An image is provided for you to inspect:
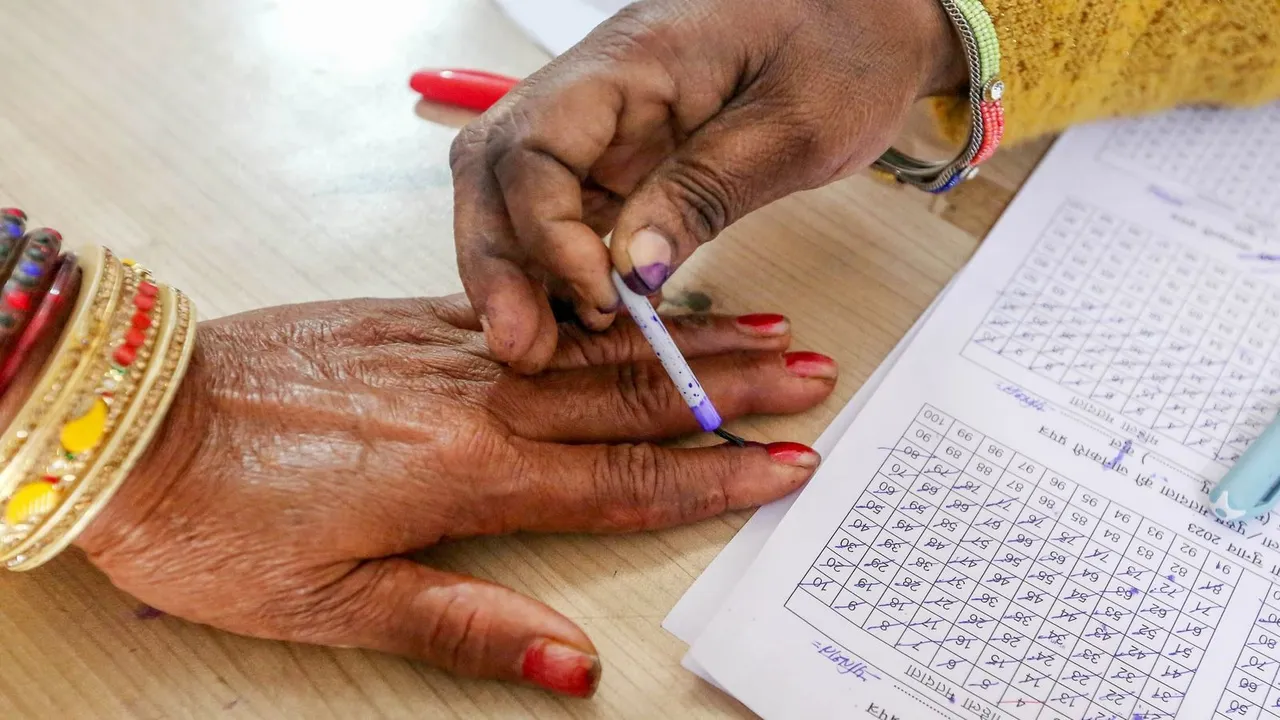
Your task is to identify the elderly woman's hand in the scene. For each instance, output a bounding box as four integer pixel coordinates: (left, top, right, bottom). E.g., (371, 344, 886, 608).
(450, 0, 966, 372)
(73, 296, 836, 697)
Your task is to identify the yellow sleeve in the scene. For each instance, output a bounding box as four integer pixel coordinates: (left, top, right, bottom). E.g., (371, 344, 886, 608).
(933, 0, 1280, 145)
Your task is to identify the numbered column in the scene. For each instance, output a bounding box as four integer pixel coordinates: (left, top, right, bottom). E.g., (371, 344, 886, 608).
(1000, 466, 1081, 718)
(954, 437, 1022, 705)
(857, 409, 949, 649)
(800, 409, 949, 615)
(1212, 569, 1262, 720)
(903, 429, 977, 674)
(918, 419, 993, 689)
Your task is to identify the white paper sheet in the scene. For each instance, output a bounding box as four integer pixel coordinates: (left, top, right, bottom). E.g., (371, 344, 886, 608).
(663, 281, 953, 643)
(665, 283, 952, 691)
(689, 103, 1280, 720)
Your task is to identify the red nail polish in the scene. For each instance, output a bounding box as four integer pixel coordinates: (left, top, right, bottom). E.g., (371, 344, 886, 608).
(521, 639, 601, 698)
(766, 442, 820, 468)
(784, 351, 838, 379)
(736, 313, 789, 335)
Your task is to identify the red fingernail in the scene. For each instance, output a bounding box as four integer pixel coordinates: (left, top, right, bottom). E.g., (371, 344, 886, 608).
(736, 313, 789, 336)
(766, 442, 821, 468)
(784, 351, 838, 379)
(521, 639, 601, 698)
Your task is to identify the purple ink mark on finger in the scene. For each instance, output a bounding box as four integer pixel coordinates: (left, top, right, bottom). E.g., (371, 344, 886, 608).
(623, 263, 670, 294)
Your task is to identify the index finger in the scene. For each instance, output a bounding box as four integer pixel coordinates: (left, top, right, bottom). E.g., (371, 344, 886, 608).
(451, 138, 559, 371)
(489, 82, 624, 327)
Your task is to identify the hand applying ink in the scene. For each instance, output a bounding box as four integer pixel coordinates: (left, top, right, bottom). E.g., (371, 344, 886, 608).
(409, 66, 776, 441)
(449, 0, 967, 372)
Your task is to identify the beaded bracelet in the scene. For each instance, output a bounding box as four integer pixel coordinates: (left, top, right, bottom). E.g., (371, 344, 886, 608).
(0, 254, 81, 396)
(871, 0, 1004, 192)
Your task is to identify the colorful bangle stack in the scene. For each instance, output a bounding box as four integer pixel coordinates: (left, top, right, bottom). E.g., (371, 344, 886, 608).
(0, 228, 197, 571)
(871, 0, 1004, 193)
(0, 229, 64, 347)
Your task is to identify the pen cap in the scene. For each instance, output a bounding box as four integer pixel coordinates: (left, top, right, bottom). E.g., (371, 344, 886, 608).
(409, 69, 518, 112)
(1209, 418, 1280, 521)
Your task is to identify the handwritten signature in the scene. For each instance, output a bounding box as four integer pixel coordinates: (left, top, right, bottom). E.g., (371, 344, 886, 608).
(996, 382, 1047, 412)
(811, 641, 880, 682)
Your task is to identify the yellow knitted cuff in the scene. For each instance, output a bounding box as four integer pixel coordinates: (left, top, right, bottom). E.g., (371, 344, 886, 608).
(931, 0, 1280, 147)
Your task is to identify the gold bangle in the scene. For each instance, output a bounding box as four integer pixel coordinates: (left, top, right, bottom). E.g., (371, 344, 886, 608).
(0, 259, 156, 558)
(0, 246, 122, 498)
(0, 256, 143, 549)
(9, 287, 195, 570)
(0, 248, 197, 569)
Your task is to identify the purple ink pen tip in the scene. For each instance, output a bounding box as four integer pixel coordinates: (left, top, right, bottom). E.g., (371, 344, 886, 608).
(692, 397, 721, 432)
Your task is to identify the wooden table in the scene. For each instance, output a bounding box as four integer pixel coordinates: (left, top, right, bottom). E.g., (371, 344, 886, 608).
(0, 0, 1052, 716)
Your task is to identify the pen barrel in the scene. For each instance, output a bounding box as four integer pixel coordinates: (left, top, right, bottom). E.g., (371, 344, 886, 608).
(610, 271, 721, 431)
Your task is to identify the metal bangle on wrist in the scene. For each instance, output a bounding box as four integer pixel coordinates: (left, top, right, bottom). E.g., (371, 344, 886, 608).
(872, 0, 1005, 193)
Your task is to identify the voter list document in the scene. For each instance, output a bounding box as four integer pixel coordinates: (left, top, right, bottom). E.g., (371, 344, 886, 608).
(688, 103, 1280, 720)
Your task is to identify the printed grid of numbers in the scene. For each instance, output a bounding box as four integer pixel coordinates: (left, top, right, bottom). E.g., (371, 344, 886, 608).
(964, 198, 1280, 464)
(792, 405, 1239, 720)
(1098, 103, 1280, 222)
(1216, 584, 1280, 719)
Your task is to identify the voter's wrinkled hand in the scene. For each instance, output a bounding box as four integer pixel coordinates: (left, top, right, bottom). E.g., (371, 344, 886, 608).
(450, 0, 966, 372)
(73, 296, 837, 697)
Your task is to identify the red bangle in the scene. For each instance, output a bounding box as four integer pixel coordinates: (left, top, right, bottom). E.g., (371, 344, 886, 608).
(0, 209, 28, 281)
(0, 229, 63, 347)
(0, 253, 80, 397)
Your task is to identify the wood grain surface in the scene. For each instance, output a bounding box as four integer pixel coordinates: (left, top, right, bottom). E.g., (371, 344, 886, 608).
(0, 0, 1052, 716)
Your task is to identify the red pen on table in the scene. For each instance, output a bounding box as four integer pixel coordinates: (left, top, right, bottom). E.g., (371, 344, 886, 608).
(410, 69, 519, 112)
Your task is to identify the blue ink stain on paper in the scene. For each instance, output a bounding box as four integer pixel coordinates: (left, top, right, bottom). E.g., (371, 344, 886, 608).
(1147, 185, 1183, 207)
(1103, 440, 1133, 471)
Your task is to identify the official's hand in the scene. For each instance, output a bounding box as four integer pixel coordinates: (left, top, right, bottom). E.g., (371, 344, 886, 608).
(450, 0, 965, 371)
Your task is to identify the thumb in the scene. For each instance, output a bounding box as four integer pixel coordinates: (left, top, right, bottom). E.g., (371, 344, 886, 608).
(611, 110, 827, 296)
(328, 559, 601, 697)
